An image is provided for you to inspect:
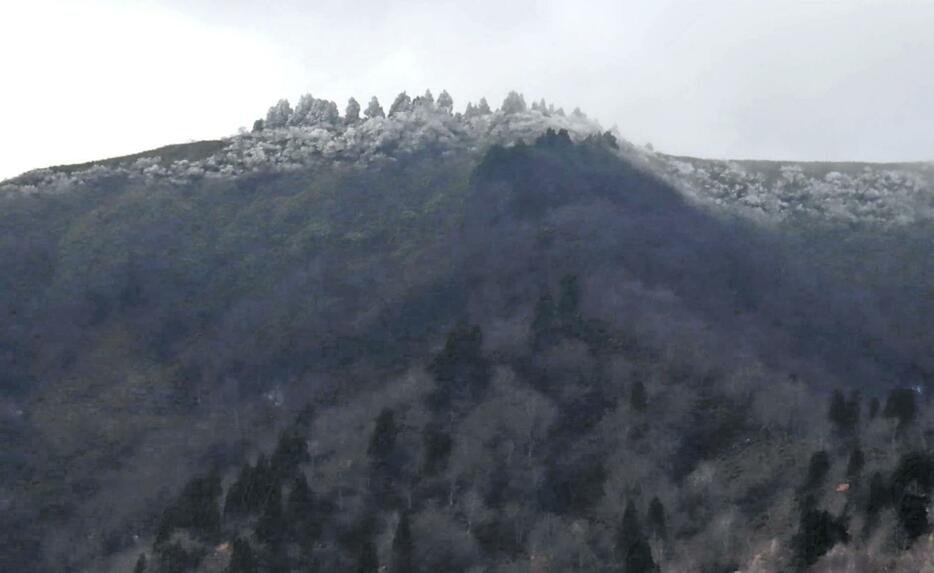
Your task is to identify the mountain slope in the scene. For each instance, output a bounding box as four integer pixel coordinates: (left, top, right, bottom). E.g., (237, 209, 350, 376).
(0, 92, 932, 572)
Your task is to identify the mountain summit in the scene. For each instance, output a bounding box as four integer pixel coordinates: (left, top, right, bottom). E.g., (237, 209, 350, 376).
(4, 89, 932, 226)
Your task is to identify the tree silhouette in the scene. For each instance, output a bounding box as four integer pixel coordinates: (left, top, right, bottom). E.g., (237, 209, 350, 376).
(346, 98, 362, 123)
(631, 381, 648, 413)
(391, 511, 415, 573)
(884, 388, 917, 432)
(226, 538, 257, 573)
(647, 496, 667, 541)
(365, 96, 385, 119)
(616, 501, 657, 573)
(357, 539, 379, 573)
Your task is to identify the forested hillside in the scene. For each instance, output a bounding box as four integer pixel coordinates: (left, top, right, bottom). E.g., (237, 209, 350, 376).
(1, 92, 932, 572)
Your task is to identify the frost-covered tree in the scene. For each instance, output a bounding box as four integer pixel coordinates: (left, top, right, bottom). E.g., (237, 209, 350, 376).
(365, 96, 385, 119)
(311, 98, 340, 125)
(265, 99, 293, 128)
(413, 89, 434, 108)
(437, 90, 453, 113)
(251, 119, 264, 132)
(477, 97, 492, 115)
(391, 511, 414, 573)
(389, 92, 412, 117)
(463, 102, 478, 119)
(290, 94, 316, 126)
(345, 97, 361, 124)
(501, 91, 527, 114)
(290, 94, 339, 126)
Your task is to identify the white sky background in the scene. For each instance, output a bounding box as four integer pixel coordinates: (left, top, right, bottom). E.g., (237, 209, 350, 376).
(1, 0, 932, 181)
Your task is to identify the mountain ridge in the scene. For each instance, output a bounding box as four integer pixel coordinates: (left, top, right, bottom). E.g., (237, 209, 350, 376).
(4, 90, 931, 227)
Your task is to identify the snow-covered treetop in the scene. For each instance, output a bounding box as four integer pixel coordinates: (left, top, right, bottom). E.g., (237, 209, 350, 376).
(3, 88, 932, 227)
(1, 89, 603, 193)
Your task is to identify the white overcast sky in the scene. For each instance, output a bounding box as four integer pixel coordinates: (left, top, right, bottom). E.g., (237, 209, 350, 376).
(1, 0, 932, 180)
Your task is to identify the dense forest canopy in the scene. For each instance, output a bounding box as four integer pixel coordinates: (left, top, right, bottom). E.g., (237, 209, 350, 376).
(0, 91, 932, 572)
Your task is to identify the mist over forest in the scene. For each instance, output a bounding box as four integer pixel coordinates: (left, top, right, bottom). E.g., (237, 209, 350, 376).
(1, 89, 933, 573)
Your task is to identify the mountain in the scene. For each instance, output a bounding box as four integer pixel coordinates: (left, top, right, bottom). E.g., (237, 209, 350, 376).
(1, 90, 932, 572)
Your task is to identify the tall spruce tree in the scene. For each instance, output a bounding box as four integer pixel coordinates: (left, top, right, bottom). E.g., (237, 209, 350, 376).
(226, 538, 257, 573)
(616, 501, 657, 573)
(391, 511, 415, 573)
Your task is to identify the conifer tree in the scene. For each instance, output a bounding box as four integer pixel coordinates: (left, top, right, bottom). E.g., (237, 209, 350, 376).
(345, 97, 362, 123)
(287, 474, 320, 547)
(647, 496, 667, 541)
(616, 501, 657, 573)
(255, 486, 285, 545)
(368, 408, 398, 463)
(357, 540, 379, 573)
(437, 90, 453, 113)
(864, 471, 889, 536)
(226, 538, 257, 573)
(802, 450, 831, 493)
(557, 274, 581, 326)
(391, 511, 415, 573)
(389, 92, 412, 117)
(631, 381, 648, 413)
(828, 389, 848, 432)
(884, 388, 917, 432)
(365, 96, 385, 119)
(531, 293, 557, 350)
(421, 421, 452, 476)
(270, 430, 309, 482)
(791, 505, 849, 569)
(846, 447, 865, 479)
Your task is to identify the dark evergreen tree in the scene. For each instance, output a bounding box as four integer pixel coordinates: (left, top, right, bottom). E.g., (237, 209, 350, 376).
(286, 475, 320, 548)
(802, 450, 831, 492)
(391, 511, 415, 573)
(270, 429, 309, 482)
(846, 447, 865, 479)
(225, 456, 275, 518)
(828, 389, 849, 433)
(368, 407, 404, 505)
(133, 553, 147, 573)
(864, 471, 889, 536)
(155, 542, 201, 573)
(868, 397, 880, 420)
(890, 452, 934, 543)
(647, 496, 667, 541)
(255, 486, 285, 546)
(616, 501, 657, 573)
(897, 485, 930, 543)
(556, 274, 582, 337)
(357, 539, 379, 573)
(631, 381, 648, 413)
(791, 506, 849, 570)
(531, 292, 559, 350)
(226, 538, 257, 573)
(224, 463, 255, 518)
(158, 472, 222, 543)
(368, 408, 398, 463)
(421, 421, 452, 476)
(427, 322, 491, 407)
(884, 388, 918, 432)
(846, 390, 862, 431)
